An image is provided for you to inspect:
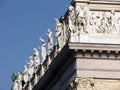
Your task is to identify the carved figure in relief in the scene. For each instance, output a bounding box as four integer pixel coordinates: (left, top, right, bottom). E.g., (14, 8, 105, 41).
(109, 10, 117, 33)
(27, 56, 34, 79)
(39, 37, 46, 61)
(99, 12, 109, 33)
(33, 48, 40, 70)
(22, 65, 28, 83)
(46, 29, 53, 51)
(90, 10, 120, 34)
(55, 18, 63, 50)
(90, 12, 101, 33)
(68, 5, 76, 34)
(116, 17, 120, 33)
(76, 5, 88, 33)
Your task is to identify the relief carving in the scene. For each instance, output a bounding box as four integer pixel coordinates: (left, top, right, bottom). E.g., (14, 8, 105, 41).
(90, 10, 120, 34)
(68, 77, 94, 90)
(76, 5, 88, 34)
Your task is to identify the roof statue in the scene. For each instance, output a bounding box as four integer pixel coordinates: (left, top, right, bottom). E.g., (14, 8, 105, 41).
(33, 48, 40, 71)
(46, 29, 53, 52)
(39, 37, 46, 61)
(68, 5, 76, 34)
(55, 18, 63, 51)
(22, 65, 28, 83)
(27, 56, 34, 79)
(17, 72, 22, 90)
(11, 72, 19, 90)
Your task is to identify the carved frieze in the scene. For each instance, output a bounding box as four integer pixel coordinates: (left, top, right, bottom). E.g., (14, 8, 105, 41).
(89, 10, 120, 34)
(69, 77, 120, 90)
(68, 77, 94, 90)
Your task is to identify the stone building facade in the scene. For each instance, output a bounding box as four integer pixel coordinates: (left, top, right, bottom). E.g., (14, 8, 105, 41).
(11, 0, 120, 90)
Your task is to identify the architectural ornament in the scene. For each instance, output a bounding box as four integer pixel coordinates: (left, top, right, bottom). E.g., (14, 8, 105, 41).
(11, 72, 19, 90)
(90, 10, 120, 34)
(22, 65, 28, 83)
(39, 37, 46, 61)
(55, 18, 63, 50)
(76, 5, 88, 33)
(68, 5, 76, 34)
(33, 48, 40, 71)
(46, 29, 53, 52)
(17, 72, 22, 90)
(68, 77, 94, 90)
(27, 56, 34, 79)
(13, 79, 18, 90)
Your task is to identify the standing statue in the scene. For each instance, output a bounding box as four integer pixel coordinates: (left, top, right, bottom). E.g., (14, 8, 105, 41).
(13, 79, 18, 90)
(17, 72, 22, 90)
(27, 56, 34, 79)
(55, 18, 63, 50)
(68, 5, 76, 34)
(46, 29, 53, 52)
(76, 5, 88, 33)
(11, 72, 19, 90)
(22, 65, 28, 83)
(33, 48, 40, 71)
(39, 37, 46, 61)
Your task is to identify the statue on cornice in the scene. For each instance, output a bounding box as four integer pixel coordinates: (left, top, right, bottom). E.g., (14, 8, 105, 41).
(13, 79, 18, 90)
(68, 5, 76, 34)
(33, 48, 40, 71)
(55, 18, 63, 50)
(76, 5, 88, 33)
(22, 65, 28, 83)
(39, 37, 46, 61)
(17, 72, 22, 90)
(11, 72, 19, 90)
(46, 29, 53, 52)
(27, 56, 34, 79)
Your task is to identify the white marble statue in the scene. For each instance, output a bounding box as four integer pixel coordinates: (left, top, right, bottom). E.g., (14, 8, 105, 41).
(13, 79, 18, 90)
(39, 37, 46, 61)
(17, 72, 22, 90)
(76, 5, 87, 33)
(33, 48, 40, 71)
(68, 5, 76, 34)
(27, 56, 34, 79)
(22, 65, 28, 83)
(46, 29, 53, 52)
(55, 18, 63, 50)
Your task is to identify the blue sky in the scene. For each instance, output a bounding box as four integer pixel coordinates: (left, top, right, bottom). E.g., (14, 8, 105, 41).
(0, 0, 71, 89)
